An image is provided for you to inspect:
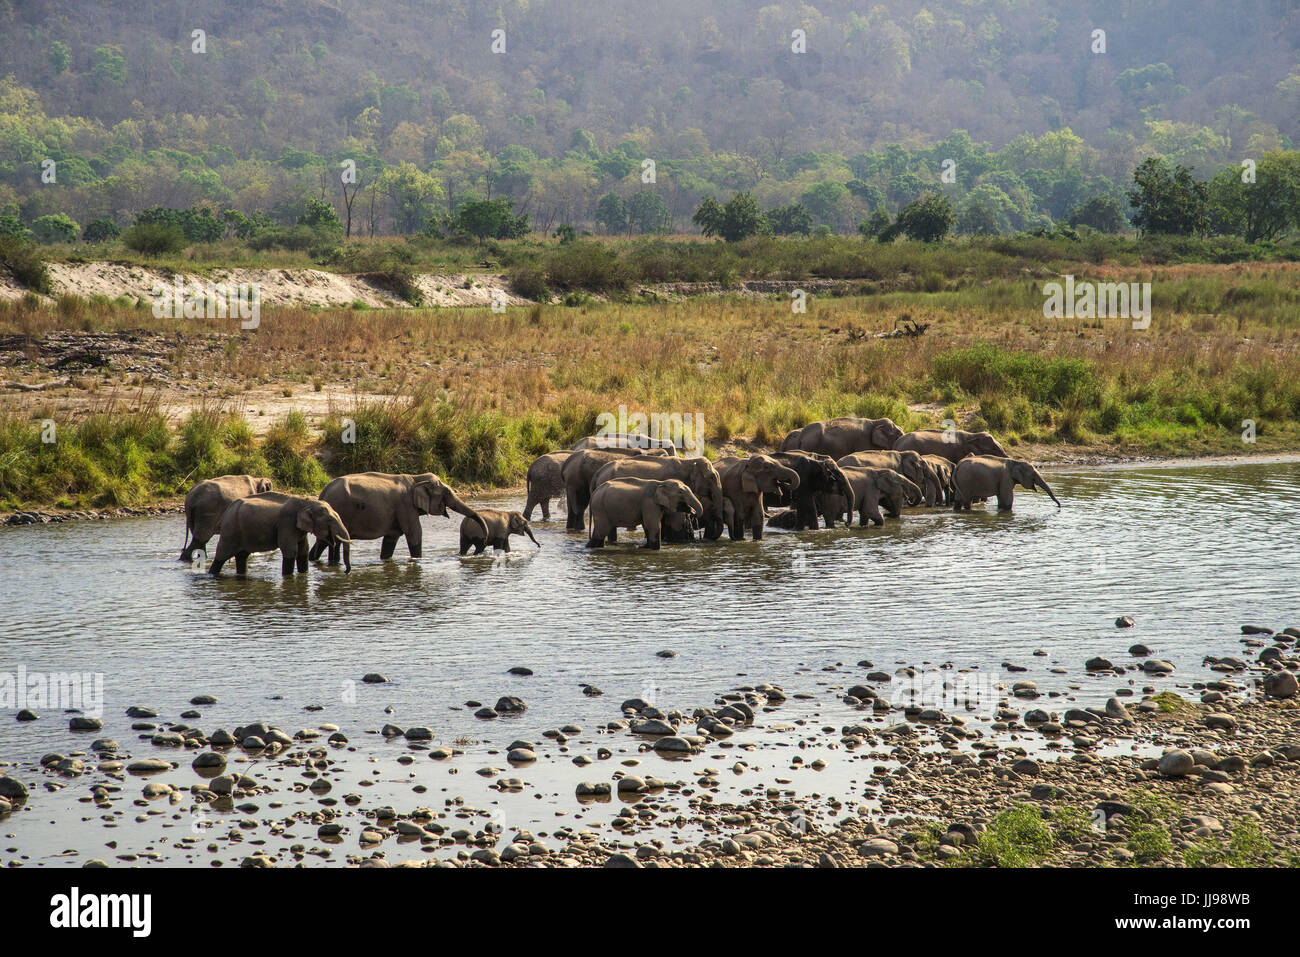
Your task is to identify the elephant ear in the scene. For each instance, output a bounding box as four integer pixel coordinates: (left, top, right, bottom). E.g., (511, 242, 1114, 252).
(741, 464, 759, 495)
(296, 506, 316, 533)
(412, 481, 437, 514)
(654, 483, 674, 509)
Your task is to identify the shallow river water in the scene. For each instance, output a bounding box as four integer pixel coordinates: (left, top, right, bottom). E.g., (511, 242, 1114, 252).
(2, 458, 1298, 865)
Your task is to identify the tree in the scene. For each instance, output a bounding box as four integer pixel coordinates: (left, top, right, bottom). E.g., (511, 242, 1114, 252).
(768, 203, 813, 236)
(857, 207, 892, 239)
(297, 198, 344, 236)
(1127, 157, 1208, 236)
(800, 181, 850, 230)
(625, 190, 671, 234)
(82, 218, 121, 243)
(1068, 196, 1128, 233)
(452, 198, 529, 239)
(377, 163, 444, 234)
(48, 41, 71, 74)
(693, 193, 767, 242)
(89, 46, 126, 89)
(1207, 152, 1300, 242)
(896, 193, 955, 242)
(31, 214, 79, 244)
(596, 192, 627, 234)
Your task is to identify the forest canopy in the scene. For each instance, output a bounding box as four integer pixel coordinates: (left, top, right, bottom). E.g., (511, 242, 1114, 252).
(0, 0, 1296, 239)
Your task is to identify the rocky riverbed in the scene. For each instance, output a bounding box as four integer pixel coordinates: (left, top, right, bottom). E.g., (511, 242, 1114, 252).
(3, 621, 1299, 869)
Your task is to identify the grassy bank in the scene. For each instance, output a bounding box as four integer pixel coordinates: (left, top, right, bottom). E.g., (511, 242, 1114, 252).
(2, 260, 1299, 512)
(18, 231, 1300, 295)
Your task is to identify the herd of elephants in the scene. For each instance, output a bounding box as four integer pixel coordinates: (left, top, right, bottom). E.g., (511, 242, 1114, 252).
(179, 417, 1061, 576)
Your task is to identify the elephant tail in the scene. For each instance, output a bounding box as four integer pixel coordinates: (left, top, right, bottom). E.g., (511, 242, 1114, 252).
(179, 514, 193, 560)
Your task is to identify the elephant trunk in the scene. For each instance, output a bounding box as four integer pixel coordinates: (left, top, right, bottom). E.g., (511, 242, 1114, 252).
(449, 494, 490, 539)
(524, 525, 541, 548)
(1037, 475, 1062, 509)
(834, 470, 855, 523)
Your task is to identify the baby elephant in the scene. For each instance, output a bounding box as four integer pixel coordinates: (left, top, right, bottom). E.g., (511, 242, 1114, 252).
(587, 478, 702, 549)
(210, 492, 352, 576)
(181, 474, 273, 561)
(459, 509, 540, 555)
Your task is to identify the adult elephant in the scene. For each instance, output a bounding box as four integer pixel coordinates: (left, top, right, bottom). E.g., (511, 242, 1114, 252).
(309, 473, 487, 563)
(210, 493, 351, 576)
(952, 456, 1061, 512)
(715, 454, 800, 541)
(838, 450, 936, 507)
(459, 509, 540, 555)
(590, 455, 724, 540)
(524, 450, 571, 522)
(771, 450, 855, 530)
(561, 447, 670, 531)
(587, 479, 702, 550)
(779, 417, 904, 458)
(894, 429, 1007, 463)
(571, 434, 679, 454)
(839, 467, 922, 527)
(921, 454, 956, 506)
(181, 474, 273, 561)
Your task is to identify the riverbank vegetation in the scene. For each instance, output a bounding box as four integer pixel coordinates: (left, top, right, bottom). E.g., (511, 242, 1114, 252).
(2, 257, 1299, 512)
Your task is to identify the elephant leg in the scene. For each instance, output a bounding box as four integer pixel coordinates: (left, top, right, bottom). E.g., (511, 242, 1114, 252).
(297, 553, 308, 573)
(473, 542, 486, 555)
(865, 493, 883, 526)
(997, 491, 1014, 511)
(235, 552, 249, 574)
(282, 550, 295, 575)
(379, 535, 399, 560)
(309, 538, 327, 561)
(208, 543, 231, 576)
(406, 530, 422, 558)
(566, 487, 586, 531)
(586, 516, 609, 548)
(541, 498, 551, 522)
(641, 508, 662, 549)
(606, 527, 617, 543)
(327, 543, 340, 564)
(501, 540, 511, 553)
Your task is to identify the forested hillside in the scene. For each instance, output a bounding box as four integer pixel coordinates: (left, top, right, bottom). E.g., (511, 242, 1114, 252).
(1, 0, 1297, 236)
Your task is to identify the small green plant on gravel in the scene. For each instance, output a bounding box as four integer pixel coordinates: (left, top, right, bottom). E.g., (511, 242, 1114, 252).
(974, 805, 1053, 867)
(1050, 807, 1096, 845)
(1184, 820, 1271, 867)
(1150, 691, 1188, 713)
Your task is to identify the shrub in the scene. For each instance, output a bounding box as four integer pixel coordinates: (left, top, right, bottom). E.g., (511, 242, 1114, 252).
(508, 262, 551, 301)
(82, 218, 121, 243)
(32, 214, 79, 244)
(542, 241, 632, 291)
(123, 223, 187, 256)
(0, 236, 53, 294)
(975, 805, 1053, 866)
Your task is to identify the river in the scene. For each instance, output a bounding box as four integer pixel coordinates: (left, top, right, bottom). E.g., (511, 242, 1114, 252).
(1, 458, 1297, 865)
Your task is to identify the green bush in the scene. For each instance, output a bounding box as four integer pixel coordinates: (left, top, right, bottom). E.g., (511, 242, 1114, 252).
(32, 213, 79, 244)
(541, 240, 633, 291)
(123, 223, 187, 255)
(82, 218, 122, 243)
(508, 262, 551, 301)
(0, 236, 53, 293)
(975, 805, 1053, 867)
